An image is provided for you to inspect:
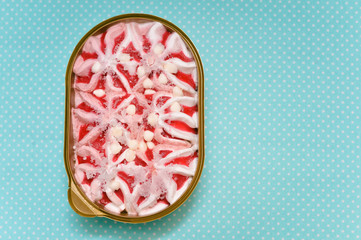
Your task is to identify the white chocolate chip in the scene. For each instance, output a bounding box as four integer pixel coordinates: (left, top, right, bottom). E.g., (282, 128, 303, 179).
(92, 61, 102, 73)
(158, 73, 168, 84)
(153, 44, 165, 55)
(143, 130, 154, 142)
(173, 86, 183, 97)
(138, 141, 147, 152)
(163, 62, 178, 74)
(125, 149, 136, 162)
(109, 180, 121, 190)
(170, 102, 181, 112)
(144, 89, 156, 95)
(137, 66, 146, 78)
(116, 53, 131, 62)
(128, 139, 138, 150)
(110, 142, 122, 155)
(110, 126, 123, 138)
(142, 78, 153, 89)
(93, 89, 105, 97)
(126, 104, 136, 115)
(147, 113, 158, 126)
(147, 142, 155, 150)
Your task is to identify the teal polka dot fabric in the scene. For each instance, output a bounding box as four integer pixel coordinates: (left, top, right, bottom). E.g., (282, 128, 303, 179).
(1, 0, 360, 239)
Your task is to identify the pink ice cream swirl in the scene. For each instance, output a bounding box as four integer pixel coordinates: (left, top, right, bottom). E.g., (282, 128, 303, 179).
(71, 21, 199, 216)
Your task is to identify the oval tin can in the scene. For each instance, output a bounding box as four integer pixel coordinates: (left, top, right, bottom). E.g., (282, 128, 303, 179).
(64, 13, 204, 223)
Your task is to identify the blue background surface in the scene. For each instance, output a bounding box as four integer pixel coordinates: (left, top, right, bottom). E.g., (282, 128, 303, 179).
(1, 0, 361, 239)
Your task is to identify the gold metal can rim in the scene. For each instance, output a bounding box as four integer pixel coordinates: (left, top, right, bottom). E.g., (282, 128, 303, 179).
(64, 13, 204, 223)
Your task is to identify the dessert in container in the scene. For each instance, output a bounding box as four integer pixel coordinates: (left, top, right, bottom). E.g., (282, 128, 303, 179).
(64, 13, 204, 223)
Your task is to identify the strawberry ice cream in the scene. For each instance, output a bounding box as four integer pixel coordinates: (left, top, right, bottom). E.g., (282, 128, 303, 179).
(71, 20, 199, 216)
